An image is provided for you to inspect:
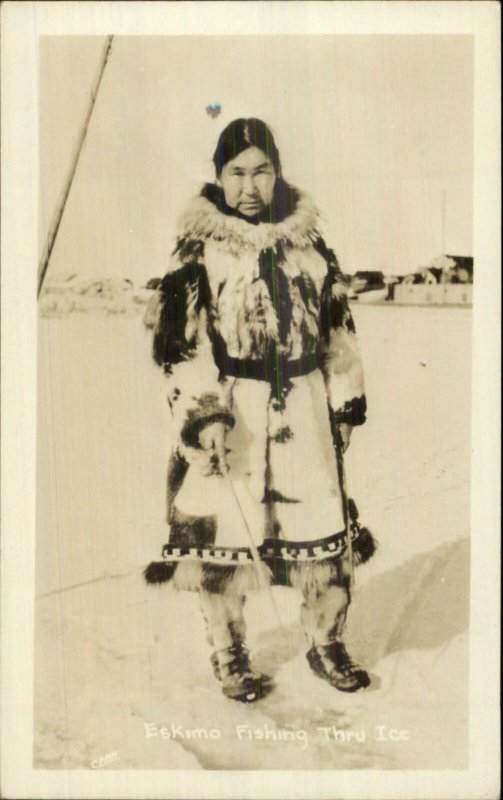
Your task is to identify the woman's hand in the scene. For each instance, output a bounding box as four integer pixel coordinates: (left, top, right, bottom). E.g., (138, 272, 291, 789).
(338, 423, 353, 452)
(198, 422, 229, 476)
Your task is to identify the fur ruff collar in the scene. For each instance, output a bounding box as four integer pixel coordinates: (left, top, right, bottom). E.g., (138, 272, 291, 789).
(177, 184, 321, 253)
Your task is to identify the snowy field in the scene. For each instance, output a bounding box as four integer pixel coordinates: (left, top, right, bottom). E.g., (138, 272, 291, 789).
(34, 303, 471, 770)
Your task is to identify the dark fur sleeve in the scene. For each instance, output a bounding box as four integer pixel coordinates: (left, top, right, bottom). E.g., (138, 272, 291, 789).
(152, 238, 235, 448)
(315, 236, 367, 426)
(316, 237, 355, 342)
(153, 240, 211, 373)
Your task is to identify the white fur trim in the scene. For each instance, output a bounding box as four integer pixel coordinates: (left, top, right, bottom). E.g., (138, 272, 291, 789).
(176, 188, 320, 254)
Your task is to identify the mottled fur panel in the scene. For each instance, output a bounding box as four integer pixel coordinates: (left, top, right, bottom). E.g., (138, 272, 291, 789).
(175, 237, 205, 264)
(258, 246, 293, 345)
(216, 275, 279, 359)
(288, 275, 320, 358)
(166, 449, 190, 516)
(201, 564, 240, 594)
(214, 254, 322, 361)
(168, 507, 217, 548)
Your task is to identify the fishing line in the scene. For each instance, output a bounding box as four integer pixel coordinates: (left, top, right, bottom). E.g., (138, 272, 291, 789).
(222, 470, 286, 630)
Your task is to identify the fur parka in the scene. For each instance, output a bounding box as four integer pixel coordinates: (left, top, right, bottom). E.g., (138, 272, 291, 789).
(144, 181, 374, 595)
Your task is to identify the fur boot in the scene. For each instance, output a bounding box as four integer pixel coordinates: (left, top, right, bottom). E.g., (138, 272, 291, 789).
(199, 591, 273, 703)
(306, 641, 370, 692)
(295, 562, 370, 692)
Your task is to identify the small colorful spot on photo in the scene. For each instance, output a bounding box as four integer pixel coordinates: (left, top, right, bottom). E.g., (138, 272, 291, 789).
(206, 103, 222, 118)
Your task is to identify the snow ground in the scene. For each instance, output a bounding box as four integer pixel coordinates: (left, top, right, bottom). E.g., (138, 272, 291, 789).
(34, 304, 471, 770)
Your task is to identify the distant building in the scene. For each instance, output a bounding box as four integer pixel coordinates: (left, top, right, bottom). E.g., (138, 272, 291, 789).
(402, 267, 441, 285)
(351, 271, 386, 294)
(394, 256, 472, 305)
(432, 255, 473, 284)
(385, 276, 404, 300)
(390, 255, 473, 305)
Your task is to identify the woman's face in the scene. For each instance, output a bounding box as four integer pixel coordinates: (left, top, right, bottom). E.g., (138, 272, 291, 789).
(219, 146, 276, 217)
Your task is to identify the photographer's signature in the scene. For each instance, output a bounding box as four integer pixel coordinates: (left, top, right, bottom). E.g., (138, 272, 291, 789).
(91, 751, 120, 769)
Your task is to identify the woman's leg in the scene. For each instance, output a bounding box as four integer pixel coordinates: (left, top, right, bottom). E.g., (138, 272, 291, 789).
(199, 591, 246, 655)
(300, 581, 350, 646)
(199, 590, 272, 702)
(294, 560, 370, 692)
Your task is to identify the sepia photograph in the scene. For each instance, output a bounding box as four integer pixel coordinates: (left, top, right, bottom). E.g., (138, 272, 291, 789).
(1, 3, 500, 799)
(35, 31, 473, 769)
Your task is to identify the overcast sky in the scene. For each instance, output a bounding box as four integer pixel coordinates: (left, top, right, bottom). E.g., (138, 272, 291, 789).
(40, 35, 473, 280)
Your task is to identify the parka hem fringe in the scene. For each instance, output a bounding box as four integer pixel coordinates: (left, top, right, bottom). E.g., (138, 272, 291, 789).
(144, 527, 376, 593)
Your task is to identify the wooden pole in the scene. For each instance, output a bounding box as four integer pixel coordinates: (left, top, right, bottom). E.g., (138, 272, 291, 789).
(37, 35, 114, 298)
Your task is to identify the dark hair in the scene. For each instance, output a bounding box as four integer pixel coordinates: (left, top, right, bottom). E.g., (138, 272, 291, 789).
(212, 118, 282, 177)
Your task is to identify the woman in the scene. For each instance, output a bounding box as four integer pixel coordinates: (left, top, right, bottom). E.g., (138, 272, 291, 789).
(144, 118, 376, 703)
